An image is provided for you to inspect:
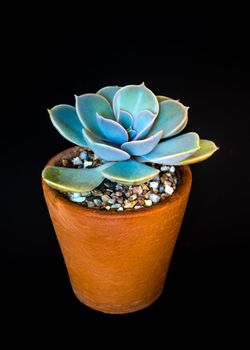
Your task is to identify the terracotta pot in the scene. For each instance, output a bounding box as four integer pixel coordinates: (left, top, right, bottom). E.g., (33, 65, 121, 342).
(42, 147, 192, 314)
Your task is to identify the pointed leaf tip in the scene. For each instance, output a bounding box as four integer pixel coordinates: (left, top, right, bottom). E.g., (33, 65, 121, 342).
(175, 139, 219, 165)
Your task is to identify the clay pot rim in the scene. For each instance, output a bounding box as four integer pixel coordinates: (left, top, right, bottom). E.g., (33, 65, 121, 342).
(42, 146, 191, 218)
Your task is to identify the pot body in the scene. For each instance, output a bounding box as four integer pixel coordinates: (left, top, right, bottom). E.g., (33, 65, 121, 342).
(42, 147, 192, 314)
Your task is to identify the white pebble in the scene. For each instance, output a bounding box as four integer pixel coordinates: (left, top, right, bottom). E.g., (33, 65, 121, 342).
(170, 166, 175, 173)
(108, 198, 116, 204)
(70, 196, 86, 203)
(149, 194, 160, 203)
(79, 151, 88, 160)
(117, 207, 124, 211)
(134, 205, 142, 209)
(105, 206, 111, 211)
(84, 160, 93, 168)
(165, 185, 174, 195)
(72, 157, 83, 166)
(160, 165, 170, 172)
(145, 199, 152, 207)
(149, 181, 159, 189)
(70, 192, 82, 199)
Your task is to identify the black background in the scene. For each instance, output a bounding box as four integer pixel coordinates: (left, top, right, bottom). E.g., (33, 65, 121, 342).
(2, 8, 249, 338)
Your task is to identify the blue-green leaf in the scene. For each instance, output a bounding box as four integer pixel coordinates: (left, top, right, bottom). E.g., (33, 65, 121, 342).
(96, 113, 128, 145)
(118, 110, 134, 130)
(75, 94, 115, 138)
(128, 129, 137, 139)
(82, 128, 130, 161)
(113, 83, 159, 120)
(97, 86, 121, 105)
(147, 100, 188, 139)
(133, 109, 155, 140)
(48, 105, 87, 147)
(121, 130, 163, 156)
(42, 162, 113, 192)
(102, 160, 159, 185)
(136, 132, 200, 164)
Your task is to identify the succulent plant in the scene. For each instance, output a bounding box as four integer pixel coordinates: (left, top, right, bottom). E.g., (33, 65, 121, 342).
(42, 84, 218, 192)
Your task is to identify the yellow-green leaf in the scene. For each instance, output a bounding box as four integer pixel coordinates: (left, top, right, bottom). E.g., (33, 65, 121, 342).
(176, 139, 219, 165)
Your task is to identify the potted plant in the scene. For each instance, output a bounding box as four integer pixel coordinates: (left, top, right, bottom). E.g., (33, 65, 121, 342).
(42, 84, 218, 314)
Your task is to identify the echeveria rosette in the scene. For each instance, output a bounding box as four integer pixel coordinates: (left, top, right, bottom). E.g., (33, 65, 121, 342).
(43, 84, 219, 192)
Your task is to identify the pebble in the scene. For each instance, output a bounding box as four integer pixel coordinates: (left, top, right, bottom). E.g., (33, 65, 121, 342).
(72, 157, 83, 166)
(125, 190, 132, 198)
(92, 189, 103, 197)
(149, 181, 159, 189)
(79, 151, 88, 160)
(159, 186, 164, 193)
(111, 203, 121, 209)
(137, 198, 145, 206)
(87, 201, 95, 208)
(117, 198, 124, 205)
(134, 205, 142, 209)
(70, 196, 86, 203)
(145, 199, 152, 206)
(69, 192, 82, 199)
(141, 184, 149, 191)
(115, 191, 123, 197)
(170, 166, 175, 173)
(160, 165, 170, 172)
(93, 198, 102, 206)
(124, 200, 137, 208)
(84, 160, 93, 168)
(132, 186, 143, 195)
(62, 159, 70, 167)
(128, 194, 137, 201)
(101, 195, 110, 202)
(108, 198, 116, 205)
(165, 185, 174, 195)
(117, 207, 124, 211)
(105, 206, 111, 211)
(149, 193, 160, 203)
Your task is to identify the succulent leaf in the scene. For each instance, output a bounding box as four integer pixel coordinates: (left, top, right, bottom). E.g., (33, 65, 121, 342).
(102, 160, 159, 185)
(42, 162, 113, 192)
(82, 128, 130, 161)
(96, 113, 128, 145)
(133, 110, 155, 140)
(128, 129, 137, 139)
(147, 100, 188, 139)
(113, 83, 159, 120)
(75, 94, 115, 138)
(121, 130, 163, 156)
(136, 132, 200, 164)
(156, 96, 172, 103)
(97, 86, 120, 105)
(175, 139, 219, 165)
(48, 105, 87, 147)
(118, 110, 134, 129)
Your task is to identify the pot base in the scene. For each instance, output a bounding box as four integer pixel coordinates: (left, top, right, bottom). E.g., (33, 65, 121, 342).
(73, 288, 163, 314)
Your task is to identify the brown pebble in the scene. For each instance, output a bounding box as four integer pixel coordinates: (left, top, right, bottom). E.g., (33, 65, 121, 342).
(101, 195, 110, 202)
(62, 159, 70, 167)
(137, 198, 145, 206)
(125, 190, 132, 198)
(115, 191, 123, 197)
(92, 189, 103, 197)
(117, 198, 124, 205)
